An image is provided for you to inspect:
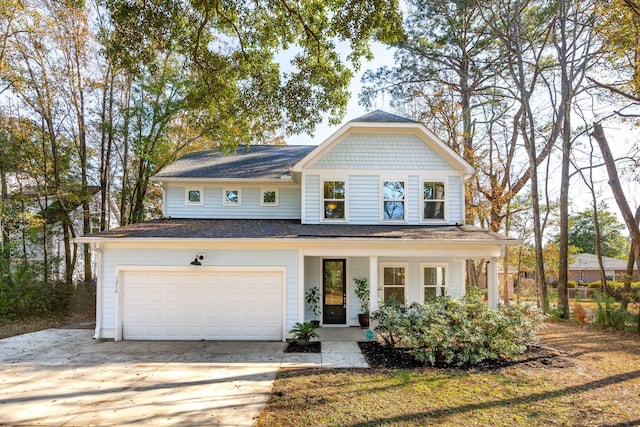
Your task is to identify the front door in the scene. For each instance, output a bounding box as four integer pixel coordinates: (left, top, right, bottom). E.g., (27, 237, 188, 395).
(323, 259, 346, 324)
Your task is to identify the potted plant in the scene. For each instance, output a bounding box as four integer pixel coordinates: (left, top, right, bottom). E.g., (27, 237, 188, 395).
(353, 277, 370, 328)
(289, 321, 319, 348)
(305, 286, 321, 327)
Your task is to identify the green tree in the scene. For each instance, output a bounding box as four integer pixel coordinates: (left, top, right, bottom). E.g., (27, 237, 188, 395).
(568, 204, 630, 259)
(103, 0, 403, 149)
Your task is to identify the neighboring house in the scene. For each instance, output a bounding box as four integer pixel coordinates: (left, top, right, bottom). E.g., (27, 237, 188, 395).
(78, 111, 518, 341)
(3, 174, 119, 282)
(568, 253, 638, 283)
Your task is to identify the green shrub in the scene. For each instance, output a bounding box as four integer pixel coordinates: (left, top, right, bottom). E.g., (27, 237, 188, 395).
(567, 280, 578, 289)
(0, 264, 74, 321)
(588, 281, 603, 289)
(372, 288, 545, 367)
(594, 293, 638, 331)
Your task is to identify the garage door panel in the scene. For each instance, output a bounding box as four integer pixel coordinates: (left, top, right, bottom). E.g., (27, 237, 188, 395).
(122, 269, 284, 340)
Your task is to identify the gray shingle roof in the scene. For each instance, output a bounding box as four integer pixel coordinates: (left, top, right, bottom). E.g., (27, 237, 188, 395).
(568, 253, 629, 270)
(350, 110, 418, 123)
(154, 145, 315, 180)
(83, 218, 517, 243)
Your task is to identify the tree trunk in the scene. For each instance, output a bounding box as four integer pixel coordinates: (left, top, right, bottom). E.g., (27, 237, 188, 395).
(592, 122, 640, 310)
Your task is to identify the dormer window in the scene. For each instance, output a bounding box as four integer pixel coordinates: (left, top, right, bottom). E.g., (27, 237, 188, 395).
(382, 180, 406, 220)
(423, 182, 445, 220)
(223, 188, 241, 206)
(185, 187, 203, 205)
(261, 189, 279, 206)
(323, 180, 345, 220)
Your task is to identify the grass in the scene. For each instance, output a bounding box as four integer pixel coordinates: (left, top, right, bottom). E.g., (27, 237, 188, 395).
(258, 322, 640, 426)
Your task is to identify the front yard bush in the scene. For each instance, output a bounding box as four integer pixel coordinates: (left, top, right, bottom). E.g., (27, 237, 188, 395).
(372, 288, 544, 367)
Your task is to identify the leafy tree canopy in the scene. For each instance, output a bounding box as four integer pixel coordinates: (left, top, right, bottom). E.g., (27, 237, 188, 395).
(565, 204, 630, 259)
(102, 0, 403, 149)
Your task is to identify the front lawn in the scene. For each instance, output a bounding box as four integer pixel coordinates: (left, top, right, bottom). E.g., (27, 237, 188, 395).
(258, 322, 640, 426)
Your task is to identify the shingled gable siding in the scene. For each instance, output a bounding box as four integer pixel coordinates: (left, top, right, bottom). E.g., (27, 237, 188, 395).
(164, 185, 301, 219)
(98, 247, 300, 338)
(309, 133, 456, 170)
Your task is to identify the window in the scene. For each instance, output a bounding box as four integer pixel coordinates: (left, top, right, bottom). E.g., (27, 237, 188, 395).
(422, 263, 447, 301)
(423, 181, 445, 220)
(185, 187, 203, 205)
(260, 189, 279, 206)
(223, 188, 241, 205)
(381, 263, 407, 303)
(383, 181, 406, 220)
(323, 181, 345, 219)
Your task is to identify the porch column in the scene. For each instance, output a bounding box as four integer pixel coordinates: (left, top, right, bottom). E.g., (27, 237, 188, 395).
(487, 257, 499, 309)
(369, 256, 378, 315)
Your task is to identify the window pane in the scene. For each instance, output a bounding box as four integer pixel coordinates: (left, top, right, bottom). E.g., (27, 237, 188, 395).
(324, 181, 345, 199)
(424, 182, 445, 200)
(384, 201, 405, 219)
(384, 181, 405, 200)
(188, 190, 200, 203)
(263, 190, 276, 203)
(225, 190, 239, 204)
(424, 287, 436, 301)
(424, 267, 445, 286)
(384, 287, 405, 303)
(384, 267, 405, 286)
(424, 201, 445, 219)
(324, 201, 345, 219)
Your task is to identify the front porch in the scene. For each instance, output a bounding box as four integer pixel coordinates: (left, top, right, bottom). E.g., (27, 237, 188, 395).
(302, 254, 502, 327)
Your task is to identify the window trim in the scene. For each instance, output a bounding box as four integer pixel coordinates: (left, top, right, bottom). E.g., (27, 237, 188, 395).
(223, 188, 242, 206)
(322, 179, 347, 221)
(421, 180, 447, 222)
(380, 262, 408, 304)
(185, 187, 204, 205)
(420, 262, 448, 303)
(381, 179, 407, 222)
(260, 188, 279, 206)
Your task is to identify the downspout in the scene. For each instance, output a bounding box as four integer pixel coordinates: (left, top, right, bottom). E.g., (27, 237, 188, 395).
(92, 242, 103, 339)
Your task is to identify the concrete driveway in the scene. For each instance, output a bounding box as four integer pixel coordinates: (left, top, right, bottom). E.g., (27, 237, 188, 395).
(0, 328, 288, 426)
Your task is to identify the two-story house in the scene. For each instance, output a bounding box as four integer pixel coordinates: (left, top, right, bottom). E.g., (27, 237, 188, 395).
(78, 111, 518, 341)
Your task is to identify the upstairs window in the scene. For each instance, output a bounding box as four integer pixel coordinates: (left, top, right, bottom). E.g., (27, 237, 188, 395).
(261, 189, 279, 206)
(383, 181, 406, 220)
(185, 187, 203, 205)
(223, 188, 241, 206)
(423, 181, 445, 220)
(323, 181, 345, 219)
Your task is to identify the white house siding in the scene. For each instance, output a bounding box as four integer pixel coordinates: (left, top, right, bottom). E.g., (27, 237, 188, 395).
(98, 246, 299, 339)
(448, 175, 463, 224)
(164, 185, 301, 219)
(348, 175, 379, 224)
(303, 174, 320, 224)
(309, 133, 456, 170)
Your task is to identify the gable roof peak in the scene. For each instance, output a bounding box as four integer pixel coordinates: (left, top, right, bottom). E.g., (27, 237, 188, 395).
(350, 110, 418, 124)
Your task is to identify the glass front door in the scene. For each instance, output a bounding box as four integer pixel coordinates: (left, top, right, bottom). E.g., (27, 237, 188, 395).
(323, 259, 346, 324)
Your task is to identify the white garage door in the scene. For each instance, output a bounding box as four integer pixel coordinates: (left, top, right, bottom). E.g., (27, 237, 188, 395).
(121, 268, 284, 340)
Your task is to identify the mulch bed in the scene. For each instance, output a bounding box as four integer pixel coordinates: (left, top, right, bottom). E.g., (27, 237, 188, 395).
(358, 341, 573, 370)
(284, 341, 321, 353)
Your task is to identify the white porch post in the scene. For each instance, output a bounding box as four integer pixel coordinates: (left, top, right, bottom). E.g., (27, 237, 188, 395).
(487, 257, 499, 309)
(369, 256, 378, 315)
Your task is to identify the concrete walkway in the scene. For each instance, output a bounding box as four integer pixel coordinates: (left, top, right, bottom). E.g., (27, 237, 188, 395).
(281, 341, 369, 368)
